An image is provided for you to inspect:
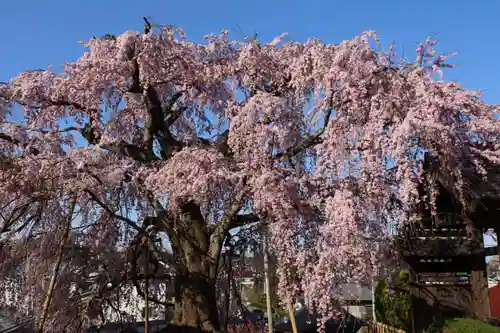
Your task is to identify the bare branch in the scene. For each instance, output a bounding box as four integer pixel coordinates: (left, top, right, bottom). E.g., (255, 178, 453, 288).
(143, 17, 152, 35)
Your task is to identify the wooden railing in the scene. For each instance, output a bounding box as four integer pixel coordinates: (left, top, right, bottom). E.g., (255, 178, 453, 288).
(365, 322, 406, 333)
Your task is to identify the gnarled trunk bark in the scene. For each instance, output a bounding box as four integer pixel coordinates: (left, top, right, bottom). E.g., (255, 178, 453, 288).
(166, 201, 222, 333)
(172, 264, 220, 332)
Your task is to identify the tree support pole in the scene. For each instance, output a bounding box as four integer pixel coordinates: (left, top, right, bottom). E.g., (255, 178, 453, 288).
(264, 233, 273, 333)
(287, 302, 298, 333)
(38, 196, 77, 333)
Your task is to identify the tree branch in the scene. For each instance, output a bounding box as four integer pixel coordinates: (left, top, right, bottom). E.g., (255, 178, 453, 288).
(0, 89, 99, 115)
(0, 132, 41, 156)
(164, 92, 184, 127)
(99, 141, 159, 162)
(84, 189, 140, 231)
(208, 186, 249, 273)
(192, 129, 231, 157)
(274, 98, 336, 160)
(0, 132, 18, 145)
(142, 87, 184, 159)
(127, 235, 175, 308)
(0, 81, 185, 162)
(229, 213, 261, 229)
(143, 17, 152, 35)
(1, 198, 37, 233)
(126, 51, 184, 160)
(275, 133, 324, 160)
(132, 279, 175, 308)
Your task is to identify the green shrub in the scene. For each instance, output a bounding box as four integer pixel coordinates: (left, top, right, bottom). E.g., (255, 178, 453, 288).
(443, 318, 500, 333)
(374, 269, 411, 331)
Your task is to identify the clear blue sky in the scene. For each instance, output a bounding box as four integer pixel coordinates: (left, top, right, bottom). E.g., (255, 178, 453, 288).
(1, 1, 499, 249)
(0, 0, 499, 104)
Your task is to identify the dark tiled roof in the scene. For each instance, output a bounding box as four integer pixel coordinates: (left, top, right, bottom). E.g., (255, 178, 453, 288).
(87, 320, 167, 333)
(0, 309, 33, 333)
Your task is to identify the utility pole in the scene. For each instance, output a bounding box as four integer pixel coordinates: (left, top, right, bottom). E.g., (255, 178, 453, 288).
(263, 232, 273, 333)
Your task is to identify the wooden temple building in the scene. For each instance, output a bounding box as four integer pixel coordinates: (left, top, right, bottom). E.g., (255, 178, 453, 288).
(395, 151, 500, 332)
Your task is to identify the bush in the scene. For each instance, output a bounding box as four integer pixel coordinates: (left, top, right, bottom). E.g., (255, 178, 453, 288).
(443, 318, 500, 333)
(374, 269, 411, 331)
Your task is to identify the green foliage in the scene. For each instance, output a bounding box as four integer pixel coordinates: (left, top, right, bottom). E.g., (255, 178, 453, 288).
(374, 269, 411, 331)
(443, 318, 500, 333)
(245, 285, 287, 319)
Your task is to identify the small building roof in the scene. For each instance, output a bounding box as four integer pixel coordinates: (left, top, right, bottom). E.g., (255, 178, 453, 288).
(337, 284, 373, 302)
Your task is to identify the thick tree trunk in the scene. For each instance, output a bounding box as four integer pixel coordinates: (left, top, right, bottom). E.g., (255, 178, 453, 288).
(166, 201, 222, 333)
(172, 266, 220, 332)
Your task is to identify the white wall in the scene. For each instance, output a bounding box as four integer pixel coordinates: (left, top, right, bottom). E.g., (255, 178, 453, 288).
(3, 281, 172, 324)
(343, 305, 373, 321)
(101, 283, 172, 323)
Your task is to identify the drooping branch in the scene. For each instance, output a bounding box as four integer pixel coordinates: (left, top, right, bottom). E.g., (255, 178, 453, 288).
(0, 88, 99, 116)
(0, 196, 46, 233)
(84, 189, 140, 231)
(127, 233, 175, 308)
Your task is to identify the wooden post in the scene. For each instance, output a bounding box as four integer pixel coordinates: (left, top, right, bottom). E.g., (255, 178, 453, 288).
(287, 302, 298, 333)
(371, 279, 376, 322)
(469, 222, 491, 319)
(38, 196, 77, 333)
(286, 153, 301, 333)
(144, 237, 150, 333)
(264, 234, 273, 333)
(495, 227, 500, 270)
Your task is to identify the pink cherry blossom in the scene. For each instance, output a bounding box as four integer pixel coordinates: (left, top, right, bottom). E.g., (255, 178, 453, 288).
(0, 25, 498, 333)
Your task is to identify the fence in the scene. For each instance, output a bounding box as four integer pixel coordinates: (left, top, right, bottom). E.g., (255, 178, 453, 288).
(365, 322, 406, 333)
